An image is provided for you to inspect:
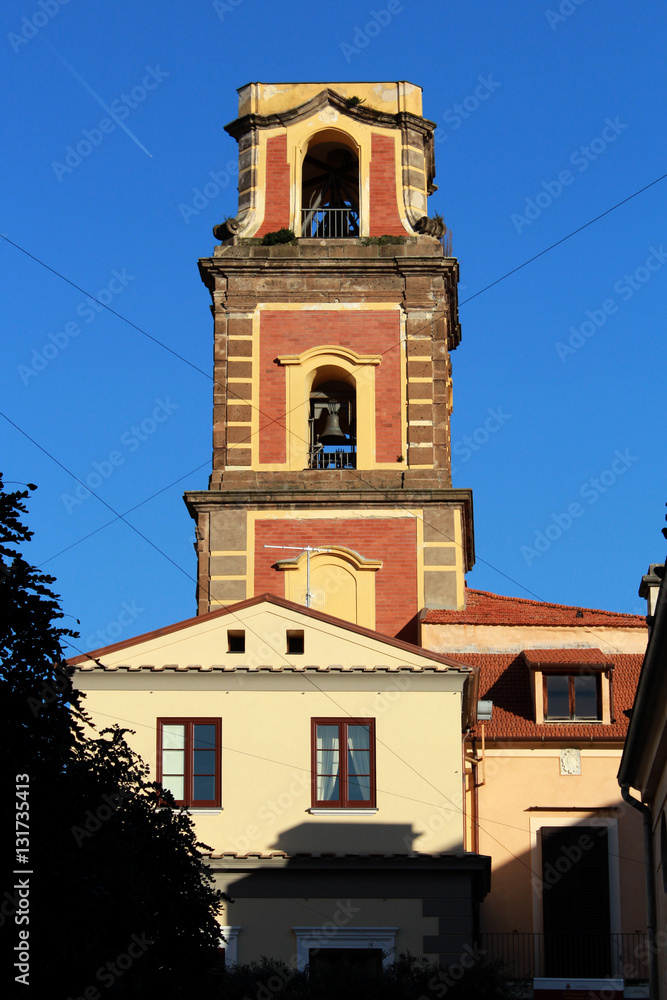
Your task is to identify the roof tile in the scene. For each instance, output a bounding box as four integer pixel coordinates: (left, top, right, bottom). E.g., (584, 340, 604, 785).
(422, 588, 645, 628)
(444, 650, 643, 740)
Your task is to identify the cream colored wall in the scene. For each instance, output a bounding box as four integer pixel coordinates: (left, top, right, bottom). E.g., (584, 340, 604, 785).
(76, 605, 458, 670)
(474, 749, 646, 935)
(215, 894, 436, 966)
(76, 670, 466, 856)
(237, 82, 423, 118)
(422, 623, 647, 655)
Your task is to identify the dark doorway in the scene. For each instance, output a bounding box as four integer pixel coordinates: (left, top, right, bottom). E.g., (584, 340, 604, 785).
(301, 136, 360, 238)
(309, 377, 356, 469)
(541, 826, 611, 977)
(309, 947, 383, 978)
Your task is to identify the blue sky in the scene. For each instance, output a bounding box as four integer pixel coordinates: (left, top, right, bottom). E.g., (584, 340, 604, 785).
(1, 0, 665, 654)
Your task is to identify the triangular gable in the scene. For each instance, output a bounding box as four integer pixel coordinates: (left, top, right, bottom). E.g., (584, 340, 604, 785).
(70, 593, 472, 674)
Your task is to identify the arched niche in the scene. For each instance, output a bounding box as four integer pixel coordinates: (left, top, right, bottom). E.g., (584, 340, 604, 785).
(277, 345, 381, 471)
(309, 367, 357, 469)
(301, 129, 360, 238)
(276, 545, 382, 628)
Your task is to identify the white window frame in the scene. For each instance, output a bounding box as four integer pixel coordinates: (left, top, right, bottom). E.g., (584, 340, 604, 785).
(292, 926, 398, 971)
(219, 925, 241, 965)
(529, 815, 622, 977)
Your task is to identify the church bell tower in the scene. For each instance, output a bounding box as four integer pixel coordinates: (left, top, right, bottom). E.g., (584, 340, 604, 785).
(185, 81, 474, 642)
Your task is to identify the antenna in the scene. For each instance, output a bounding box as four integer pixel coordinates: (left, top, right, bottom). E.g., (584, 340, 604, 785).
(263, 545, 330, 608)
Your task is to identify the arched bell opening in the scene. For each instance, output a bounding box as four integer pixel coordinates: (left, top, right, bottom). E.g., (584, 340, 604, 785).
(308, 368, 357, 469)
(301, 130, 360, 238)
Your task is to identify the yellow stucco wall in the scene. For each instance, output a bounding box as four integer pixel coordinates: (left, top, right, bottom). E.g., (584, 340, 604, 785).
(76, 672, 466, 856)
(215, 895, 436, 967)
(73, 603, 471, 856)
(422, 623, 648, 656)
(473, 749, 646, 935)
(237, 82, 423, 118)
(75, 604, 457, 670)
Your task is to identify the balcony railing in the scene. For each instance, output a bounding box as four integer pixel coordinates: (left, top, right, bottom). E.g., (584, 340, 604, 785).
(308, 445, 356, 470)
(478, 932, 649, 983)
(301, 208, 359, 239)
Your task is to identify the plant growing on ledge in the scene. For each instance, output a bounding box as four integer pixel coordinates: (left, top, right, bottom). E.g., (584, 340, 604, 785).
(261, 228, 296, 246)
(359, 234, 408, 246)
(345, 95, 366, 108)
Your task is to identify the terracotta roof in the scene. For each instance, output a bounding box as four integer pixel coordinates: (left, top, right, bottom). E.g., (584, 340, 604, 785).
(206, 851, 460, 859)
(522, 648, 612, 666)
(445, 650, 644, 741)
(75, 662, 457, 674)
(422, 588, 646, 628)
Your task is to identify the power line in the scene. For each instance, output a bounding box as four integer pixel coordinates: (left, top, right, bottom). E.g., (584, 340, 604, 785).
(460, 170, 667, 305)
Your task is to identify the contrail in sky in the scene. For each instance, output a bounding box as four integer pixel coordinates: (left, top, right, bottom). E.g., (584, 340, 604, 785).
(43, 40, 153, 158)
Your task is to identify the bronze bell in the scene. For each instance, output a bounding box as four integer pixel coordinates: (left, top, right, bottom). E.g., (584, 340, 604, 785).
(319, 400, 346, 445)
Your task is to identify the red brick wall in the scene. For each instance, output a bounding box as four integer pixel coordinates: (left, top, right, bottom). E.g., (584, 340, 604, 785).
(254, 517, 418, 638)
(258, 309, 402, 464)
(369, 134, 405, 236)
(256, 135, 290, 237)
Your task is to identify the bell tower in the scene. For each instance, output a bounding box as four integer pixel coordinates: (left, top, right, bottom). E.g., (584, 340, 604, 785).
(185, 81, 474, 642)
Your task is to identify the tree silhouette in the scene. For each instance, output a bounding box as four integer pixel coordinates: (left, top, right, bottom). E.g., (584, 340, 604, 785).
(1, 479, 225, 998)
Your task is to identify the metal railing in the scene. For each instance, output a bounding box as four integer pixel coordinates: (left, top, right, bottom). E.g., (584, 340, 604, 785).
(301, 208, 359, 239)
(478, 932, 649, 983)
(308, 446, 356, 470)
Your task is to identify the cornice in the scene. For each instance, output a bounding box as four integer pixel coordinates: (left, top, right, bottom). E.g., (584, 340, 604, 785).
(184, 486, 473, 507)
(224, 87, 437, 141)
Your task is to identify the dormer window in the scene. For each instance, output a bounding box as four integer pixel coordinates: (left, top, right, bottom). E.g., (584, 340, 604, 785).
(523, 650, 612, 725)
(544, 672, 601, 721)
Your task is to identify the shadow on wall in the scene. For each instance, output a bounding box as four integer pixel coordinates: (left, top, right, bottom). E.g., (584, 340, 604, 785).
(270, 821, 418, 856)
(476, 804, 648, 982)
(215, 821, 488, 968)
(395, 611, 420, 646)
(483, 657, 534, 724)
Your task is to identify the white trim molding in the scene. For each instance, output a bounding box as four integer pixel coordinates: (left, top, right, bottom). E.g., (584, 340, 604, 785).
(308, 808, 378, 816)
(529, 814, 622, 973)
(292, 926, 398, 971)
(219, 925, 241, 965)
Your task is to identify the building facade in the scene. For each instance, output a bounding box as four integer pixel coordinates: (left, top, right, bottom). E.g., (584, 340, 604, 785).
(423, 588, 649, 996)
(619, 563, 667, 1000)
(71, 80, 649, 992)
(73, 81, 492, 974)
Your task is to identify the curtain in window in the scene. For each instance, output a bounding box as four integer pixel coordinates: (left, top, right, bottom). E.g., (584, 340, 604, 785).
(316, 725, 340, 801)
(346, 724, 370, 801)
(162, 724, 185, 801)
